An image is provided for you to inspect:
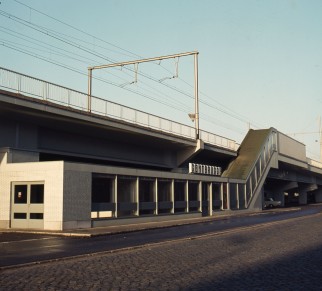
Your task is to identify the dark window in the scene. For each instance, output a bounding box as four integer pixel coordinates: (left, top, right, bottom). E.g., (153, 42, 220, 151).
(30, 184, 44, 204)
(158, 180, 171, 202)
(92, 177, 114, 203)
(139, 178, 155, 202)
(189, 181, 199, 201)
(30, 213, 44, 220)
(202, 183, 209, 201)
(174, 180, 186, 201)
(118, 177, 136, 203)
(14, 213, 27, 219)
(14, 185, 27, 204)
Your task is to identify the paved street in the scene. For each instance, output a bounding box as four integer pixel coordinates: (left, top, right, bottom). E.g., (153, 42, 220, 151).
(0, 206, 318, 268)
(1, 212, 322, 290)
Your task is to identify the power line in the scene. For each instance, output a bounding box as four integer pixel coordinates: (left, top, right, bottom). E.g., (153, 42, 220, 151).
(176, 74, 264, 128)
(12, 0, 180, 80)
(1, 37, 246, 135)
(0, 26, 105, 65)
(0, 26, 192, 112)
(0, 10, 114, 63)
(0, 10, 197, 102)
(0, 6, 256, 135)
(13, 0, 139, 59)
(1, 42, 192, 114)
(5, 3, 257, 127)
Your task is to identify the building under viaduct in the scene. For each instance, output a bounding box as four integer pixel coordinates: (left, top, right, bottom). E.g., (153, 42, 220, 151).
(1, 67, 322, 230)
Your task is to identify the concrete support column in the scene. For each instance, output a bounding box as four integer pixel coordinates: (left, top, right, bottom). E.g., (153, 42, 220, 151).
(299, 190, 308, 205)
(209, 183, 213, 217)
(185, 180, 189, 213)
(236, 184, 240, 210)
(154, 178, 158, 215)
(315, 188, 322, 203)
(171, 179, 174, 214)
(114, 175, 118, 218)
(198, 181, 202, 212)
(244, 183, 247, 209)
(136, 177, 139, 216)
(226, 183, 230, 210)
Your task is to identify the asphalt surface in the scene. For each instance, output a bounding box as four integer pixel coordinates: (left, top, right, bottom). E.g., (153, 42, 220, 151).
(1, 206, 322, 290)
(1, 205, 321, 269)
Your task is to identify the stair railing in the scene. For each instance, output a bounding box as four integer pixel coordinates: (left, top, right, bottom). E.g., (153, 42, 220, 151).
(244, 129, 278, 208)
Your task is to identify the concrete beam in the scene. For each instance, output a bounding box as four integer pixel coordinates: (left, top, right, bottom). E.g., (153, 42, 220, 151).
(299, 183, 318, 193)
(6, 149, 39, 163)
(177, 139, 204, 166)
(276, 181, 298, 192)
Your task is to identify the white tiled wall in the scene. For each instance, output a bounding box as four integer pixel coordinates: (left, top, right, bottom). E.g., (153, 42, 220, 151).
(0, 153, 64, 230)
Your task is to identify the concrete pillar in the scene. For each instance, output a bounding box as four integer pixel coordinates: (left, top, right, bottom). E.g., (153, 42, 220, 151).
(299, 190, 308, 205)
(171, 179, 174, 214)
(198, 181, 202, 212)
(114, 175, 118, 218)
(136, 177, 139, 216)
(244, 183, 247, 209)
(236, 184, 240, 210)
(220, 183, 224, 210)
(226, 183, 230, 210)
(185, 181, 189, 213)
(154, 178, 158, 215)
(209, 183, 213, 217)
(314, 188, 322, 203)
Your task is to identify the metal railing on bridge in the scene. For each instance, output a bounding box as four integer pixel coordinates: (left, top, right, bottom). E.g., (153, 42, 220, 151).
(0, 67, 237, 151)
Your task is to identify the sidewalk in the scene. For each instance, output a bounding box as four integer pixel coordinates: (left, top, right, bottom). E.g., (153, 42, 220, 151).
(1, 207, 301, 238)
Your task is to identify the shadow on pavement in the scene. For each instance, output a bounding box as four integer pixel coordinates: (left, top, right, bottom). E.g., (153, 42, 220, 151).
(190, 244, 322, 290)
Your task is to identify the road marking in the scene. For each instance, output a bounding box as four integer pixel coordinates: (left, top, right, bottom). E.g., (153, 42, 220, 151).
(0, 237, 53, 245)
(39, 244, 64, 249)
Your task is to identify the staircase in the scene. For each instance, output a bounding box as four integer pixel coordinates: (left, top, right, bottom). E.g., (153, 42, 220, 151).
(222, 128, 278, 209)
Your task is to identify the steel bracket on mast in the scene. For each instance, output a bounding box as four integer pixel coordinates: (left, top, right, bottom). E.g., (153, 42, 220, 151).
(87, 51, 200, 139)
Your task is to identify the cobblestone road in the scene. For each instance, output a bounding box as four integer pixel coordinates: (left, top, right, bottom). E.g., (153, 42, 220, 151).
(1, 213, 322, 290)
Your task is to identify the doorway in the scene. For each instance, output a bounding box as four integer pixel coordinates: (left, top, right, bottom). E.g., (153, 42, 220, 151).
(11, 182, 45, 229)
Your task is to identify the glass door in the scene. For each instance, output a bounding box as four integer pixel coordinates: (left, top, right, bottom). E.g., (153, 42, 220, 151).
(11, 183, 44, 229)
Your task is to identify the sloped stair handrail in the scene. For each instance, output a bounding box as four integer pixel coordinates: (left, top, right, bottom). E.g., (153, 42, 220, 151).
(244, 128, 278, 208)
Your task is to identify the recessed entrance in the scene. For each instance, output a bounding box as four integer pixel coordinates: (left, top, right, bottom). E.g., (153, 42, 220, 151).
(11, 182, 44, 229)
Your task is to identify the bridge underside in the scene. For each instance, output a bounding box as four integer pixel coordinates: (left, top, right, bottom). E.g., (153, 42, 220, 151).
(265, 164, 322, 206)
(0, 90, 236, 170)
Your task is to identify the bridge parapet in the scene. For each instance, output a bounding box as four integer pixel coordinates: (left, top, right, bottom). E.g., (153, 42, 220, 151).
(278, 132, 306, 162)
(0, 67, 236, 151)
(307, 158, 322, 169)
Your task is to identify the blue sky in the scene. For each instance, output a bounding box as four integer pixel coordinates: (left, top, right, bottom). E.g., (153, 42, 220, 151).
(1, 0, 321, 160)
